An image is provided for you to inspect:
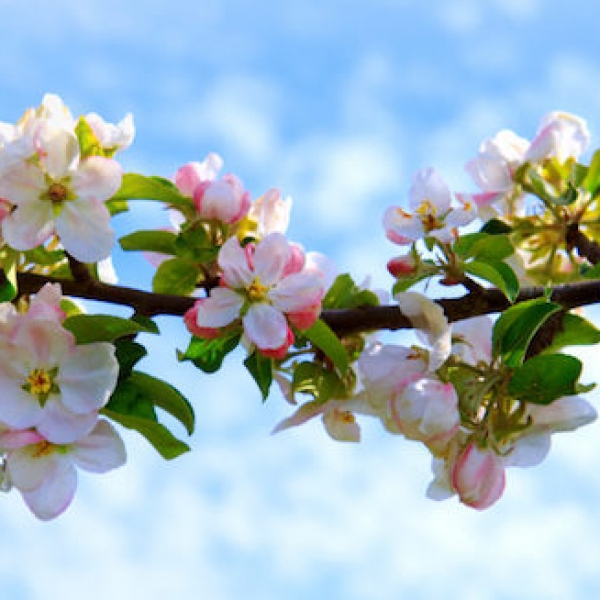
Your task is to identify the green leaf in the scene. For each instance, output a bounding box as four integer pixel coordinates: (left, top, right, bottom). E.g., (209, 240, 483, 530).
(463, 260, 519, 301)
(508, 353, 582, 405)
(119, 230, 178, 255)
(292, 361, 347, 403)
(583, 149, 600, 196)
(103, 408, 190, 460)
(322, 273, 379, 309)
(174, 227, 219, 264)
(63, 314, 156, 344)
(303, 319, 349, 375)
(455, 233, 514, 261)
(0, 247, 19, 301)
(582, 261, 600, 280)
(105, 379, 157, 420)
(111, 173, 195, 212)
(391, 272, 432, 294)
(114, 339, 148, 380)
(178, 331, 241, 373)
(492, 298, 562, 367)
(128, 371, 195, 435)
(540, 313, 600, 353)
(480, 219, 513, 235)
(244, 352, 273, 400)
(152, 257, 200, 295)
(23, 247, 66, 266)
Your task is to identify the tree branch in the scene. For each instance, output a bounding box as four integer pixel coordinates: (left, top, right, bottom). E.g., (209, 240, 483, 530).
(14, 271, 600, 336)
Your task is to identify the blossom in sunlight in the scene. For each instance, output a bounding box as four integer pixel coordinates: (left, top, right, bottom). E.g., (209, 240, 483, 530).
(524, 111, 590, 164)
(85, 111, 135, 154)
(247, 187, 292, 236)
(186, 233, 324, 357)
(0, 119, 122, 262)
(174, 153, 251, 224)
(2, 419, 126, 520)
(272, 398, 362, 442)
(0, 286, 119, 444)
(463, 129, 529, 214)
(383, 167, 476, 245)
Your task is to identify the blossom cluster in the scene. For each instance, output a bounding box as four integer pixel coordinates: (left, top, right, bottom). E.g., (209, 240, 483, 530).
(0, 284, 125, 519)
(1, 95, 599, 519)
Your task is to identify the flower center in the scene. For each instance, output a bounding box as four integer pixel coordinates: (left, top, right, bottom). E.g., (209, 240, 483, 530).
(246, 277, 269, 302)
(416, 200, 443, 232)
(48, 182, 69, 204)
(23, 367, 58, 406)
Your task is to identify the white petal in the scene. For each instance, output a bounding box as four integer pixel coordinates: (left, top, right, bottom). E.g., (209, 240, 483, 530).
(504, 433, 551, 468)
(21, 460, 77, 520)
(253, 233, 291, 286)
(6, 444, 64, 492)
(36, 123, 79, 178)
(243, 303, 288, 350)
(409, 168, 451, 212)
(197, 288, 244, 328)
(36, 399, 99, 444)
(55, 198, 114, 262)
(269, 272, 324, 312)
(71, 420, 127, 473)
(72, 156, 123, 201)
(2, 200, 55, 251)
(218, 236, 253, 288)
(57, 342, 118, 413)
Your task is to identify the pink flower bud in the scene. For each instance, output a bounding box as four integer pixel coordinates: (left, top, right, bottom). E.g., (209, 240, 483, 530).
(387, 255, 416, 278)
(193, 175, 251, 224)
(287, 302, 321, 331)
(452, 442, 505, 510)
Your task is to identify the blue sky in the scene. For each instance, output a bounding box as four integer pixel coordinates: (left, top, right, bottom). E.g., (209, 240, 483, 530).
(2, 0, 600, 598)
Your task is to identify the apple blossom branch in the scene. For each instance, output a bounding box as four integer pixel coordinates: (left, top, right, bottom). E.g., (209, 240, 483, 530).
(12, 269, 600, 336)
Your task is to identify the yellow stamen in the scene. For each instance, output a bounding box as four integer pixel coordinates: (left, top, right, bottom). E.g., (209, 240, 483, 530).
(247, 277, 269, 302)
(27, 368, 53, 396)
(47, 182, 69, 204)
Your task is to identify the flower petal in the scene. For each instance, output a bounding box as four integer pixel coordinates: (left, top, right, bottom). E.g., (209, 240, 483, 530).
(197, 288, 244, 328)
(71, 420, 126, 473)
(57, 342, 118, 413)
(55, 198, 114, 262)
(253, 233, 292, 287)
(243, 303, 288, 350)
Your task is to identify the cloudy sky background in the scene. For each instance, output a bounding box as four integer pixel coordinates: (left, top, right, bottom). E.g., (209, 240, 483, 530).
(2, 0, 600, 598)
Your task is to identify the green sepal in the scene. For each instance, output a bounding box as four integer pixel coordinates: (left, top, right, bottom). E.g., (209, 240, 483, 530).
(75, 116, 103, 159)
(492, 298, 562, 367)
(63, 314, 157, 344)
(463, 260, 519, 302)
(152, 257, 200, 296)
(302, 319, 349, 375)
(119, 230, 178, 255)
(177, 331, 241, 373)
(244, 351, 273, 401)
(508, 353, 582, 405)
